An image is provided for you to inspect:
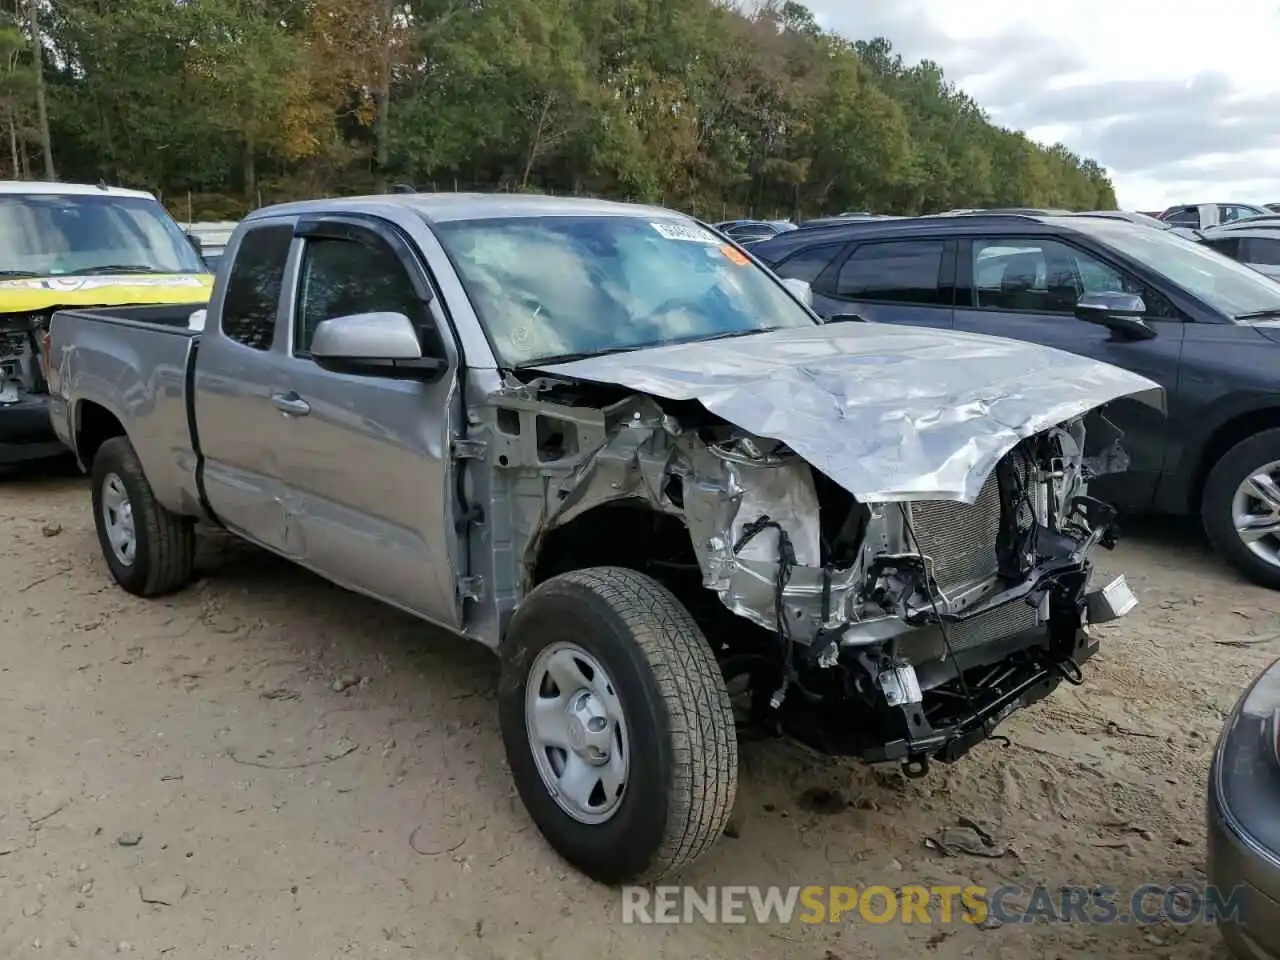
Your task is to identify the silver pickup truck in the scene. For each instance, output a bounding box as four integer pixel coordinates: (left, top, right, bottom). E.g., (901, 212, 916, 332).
(47, 194, 1160, 884)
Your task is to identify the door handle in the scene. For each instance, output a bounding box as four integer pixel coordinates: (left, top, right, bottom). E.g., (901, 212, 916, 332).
(270, 392, 311, 416)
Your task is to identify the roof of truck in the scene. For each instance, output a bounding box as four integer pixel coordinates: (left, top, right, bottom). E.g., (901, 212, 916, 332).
(246, 192, 686, 224)
(0, 180, 156, 199)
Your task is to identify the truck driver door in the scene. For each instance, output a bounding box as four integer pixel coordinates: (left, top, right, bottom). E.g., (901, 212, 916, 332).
(269, 215, 463, 629)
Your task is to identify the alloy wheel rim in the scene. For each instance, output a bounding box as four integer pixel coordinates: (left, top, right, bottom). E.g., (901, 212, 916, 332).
(1231, 459, 1280, 568)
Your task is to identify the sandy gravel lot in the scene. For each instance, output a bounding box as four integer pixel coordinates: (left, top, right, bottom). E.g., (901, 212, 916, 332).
(1, 463, 1274, 959)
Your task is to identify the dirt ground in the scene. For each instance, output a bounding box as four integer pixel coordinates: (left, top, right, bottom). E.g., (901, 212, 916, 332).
(1, 464, 1274, 959)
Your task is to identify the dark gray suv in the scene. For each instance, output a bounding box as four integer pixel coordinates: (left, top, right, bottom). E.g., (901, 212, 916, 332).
(752, 213, 1280, 589)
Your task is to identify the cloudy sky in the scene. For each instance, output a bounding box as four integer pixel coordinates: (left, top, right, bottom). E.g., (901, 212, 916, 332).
(807, 0, 1280, 211)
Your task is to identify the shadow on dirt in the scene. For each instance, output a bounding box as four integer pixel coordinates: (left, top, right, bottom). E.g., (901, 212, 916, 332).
(186, 532, 943, 835)
(0, 453, 84, 486)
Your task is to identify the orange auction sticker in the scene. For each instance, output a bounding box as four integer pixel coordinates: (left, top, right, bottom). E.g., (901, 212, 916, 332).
(720, 244, 749, 265)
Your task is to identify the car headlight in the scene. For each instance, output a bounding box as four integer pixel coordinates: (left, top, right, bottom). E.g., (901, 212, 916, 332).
(1213, 657, 1280, 862)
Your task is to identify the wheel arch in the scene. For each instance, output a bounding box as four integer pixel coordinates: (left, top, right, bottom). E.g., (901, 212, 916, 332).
(532, 501, 700, 587)
(1190, 407, 1280, 512)
(73, 398, 127, 469)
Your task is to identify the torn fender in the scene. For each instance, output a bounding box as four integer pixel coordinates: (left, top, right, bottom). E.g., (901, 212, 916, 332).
(535, 323, 1163, 503)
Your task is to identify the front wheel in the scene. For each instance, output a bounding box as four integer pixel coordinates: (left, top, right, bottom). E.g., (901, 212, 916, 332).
(1202, 428, 1280, 590)
(498, 566, 737, 885)
(91, 436, 196, 597)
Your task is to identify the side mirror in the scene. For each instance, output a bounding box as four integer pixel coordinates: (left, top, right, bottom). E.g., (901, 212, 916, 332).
(1073, 291, 1156, 341)
(781, 277, 814, 307)
(310, 311, 445, 376)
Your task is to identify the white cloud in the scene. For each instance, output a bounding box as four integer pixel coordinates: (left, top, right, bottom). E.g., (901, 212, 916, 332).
(805, 0, 1280, 210)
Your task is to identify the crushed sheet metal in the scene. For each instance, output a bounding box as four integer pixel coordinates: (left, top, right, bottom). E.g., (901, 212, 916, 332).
(675, 442, 832, 633)
(534, 324, 1163, 503)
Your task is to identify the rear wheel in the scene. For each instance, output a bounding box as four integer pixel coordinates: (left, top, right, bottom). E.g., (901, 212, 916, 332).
(1202, 428, 1280, 590)
(91, 436, 195, 596)
(498, 566, 737, 884)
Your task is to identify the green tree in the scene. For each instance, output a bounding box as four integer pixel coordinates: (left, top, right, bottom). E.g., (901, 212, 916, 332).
(29, 0, 1118, 219)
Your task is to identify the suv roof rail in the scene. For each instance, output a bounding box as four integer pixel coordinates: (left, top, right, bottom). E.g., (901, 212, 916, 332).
(913, 211, 1049, 223)
(798, 211, 1051, 229)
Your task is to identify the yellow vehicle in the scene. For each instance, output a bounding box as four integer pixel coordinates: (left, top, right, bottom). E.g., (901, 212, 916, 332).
(0, 181, 213, 468)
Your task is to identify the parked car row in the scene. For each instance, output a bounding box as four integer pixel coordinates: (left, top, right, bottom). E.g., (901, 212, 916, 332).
(711, 212, 905, 243)
(711, 218, 796, 245)
(1198, 215, 1280, 280)
(178, 219, 239, 272)
(1157, 202, 1270, 230)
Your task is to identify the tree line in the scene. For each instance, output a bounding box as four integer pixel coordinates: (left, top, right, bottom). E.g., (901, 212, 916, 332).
(0, 0, 1118, 221)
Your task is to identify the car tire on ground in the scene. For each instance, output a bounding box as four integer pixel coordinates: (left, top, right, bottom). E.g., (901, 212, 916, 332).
(498, 566, 738, 885)
(1202, 427, 1280, 590)
(90, 436, 196, 597)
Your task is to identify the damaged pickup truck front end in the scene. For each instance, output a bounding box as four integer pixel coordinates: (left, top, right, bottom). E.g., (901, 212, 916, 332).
(484, 323, 1159, 773)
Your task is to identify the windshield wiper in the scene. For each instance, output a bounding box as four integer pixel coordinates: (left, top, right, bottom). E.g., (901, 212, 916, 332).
(0, 270, 37, 279)
(61, 265, 166, 276)
(521, 327, 783, 367)
(687, 326, 781, 344)
(1234, 309, 1280, 321)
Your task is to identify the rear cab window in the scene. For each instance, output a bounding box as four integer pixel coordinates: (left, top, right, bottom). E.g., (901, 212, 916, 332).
(219, 224, 293, 350)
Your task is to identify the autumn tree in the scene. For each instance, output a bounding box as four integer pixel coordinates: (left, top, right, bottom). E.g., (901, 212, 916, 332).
(30, 0, 1117, 218)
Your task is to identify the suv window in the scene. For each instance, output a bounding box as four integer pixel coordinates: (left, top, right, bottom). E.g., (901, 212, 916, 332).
(1223, 205, 1263, 224)
(773, 242, 845, 284)
(1204, 237, 1241, 260)
(220, 224, 293, 350)
(835, 240, 945, 303)
(294, 235, 438, 356)
(972, 237, 1177, 317)
(1239, 236, 1280, 266)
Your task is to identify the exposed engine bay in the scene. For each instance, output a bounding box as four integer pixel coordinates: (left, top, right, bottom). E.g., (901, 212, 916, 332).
(0, 312, 49, 404)
(470, 361, 1146, 773)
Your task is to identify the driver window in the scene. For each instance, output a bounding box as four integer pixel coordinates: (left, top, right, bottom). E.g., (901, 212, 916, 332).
(295, 235, 439, 357)
(973, 237, 1178, 318)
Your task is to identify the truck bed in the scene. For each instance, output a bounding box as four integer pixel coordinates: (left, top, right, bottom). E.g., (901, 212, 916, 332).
(47, 305, 204, 517)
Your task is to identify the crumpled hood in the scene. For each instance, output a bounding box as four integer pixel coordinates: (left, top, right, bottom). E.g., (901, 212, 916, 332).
(535, 323, 1163, 503)
(0, 273, 213, 313)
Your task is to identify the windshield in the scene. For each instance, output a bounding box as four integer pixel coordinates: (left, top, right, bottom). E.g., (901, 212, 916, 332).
(0, 193, 207, 277)
(432, 215, 817, 365)
(1075, 219, 1280, 319)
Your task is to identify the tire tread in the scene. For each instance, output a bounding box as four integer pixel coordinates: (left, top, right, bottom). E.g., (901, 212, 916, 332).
(521, 566, 737, 882)
(94, 436, 195, 596)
